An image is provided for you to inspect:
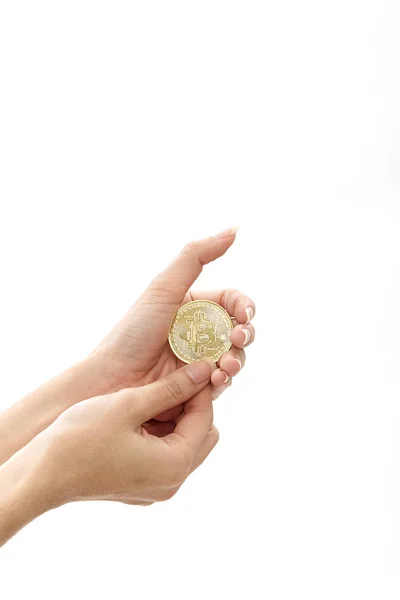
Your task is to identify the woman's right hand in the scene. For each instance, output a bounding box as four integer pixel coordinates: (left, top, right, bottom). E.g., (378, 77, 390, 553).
(32, 358, 219, 507)
(0, 347, 221, 545)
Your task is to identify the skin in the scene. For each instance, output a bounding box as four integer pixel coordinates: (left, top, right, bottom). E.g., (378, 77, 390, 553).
(0, 227, 256, 546)
(0, 360, 220, 545)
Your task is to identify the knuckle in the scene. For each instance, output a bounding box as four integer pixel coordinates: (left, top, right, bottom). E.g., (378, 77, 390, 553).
(148, 280, 168, 295)
(181, 241, 197, 256)
(160, 376, 183, 402)
(225, 287, 238, 299)
(148, 277, 176, 302)
(180, 242, 204, 267)
(233, 293, 245, 312)
(221, 287, 235, 300)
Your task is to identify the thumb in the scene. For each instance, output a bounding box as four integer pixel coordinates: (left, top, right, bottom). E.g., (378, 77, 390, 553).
(137, 227, 237, 314)
(123, 359, 217, 425)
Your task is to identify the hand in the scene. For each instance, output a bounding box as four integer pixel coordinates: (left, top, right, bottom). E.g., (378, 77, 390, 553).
(0, 227, 255, 466)
(0, 359, 220, 547)
(94, 227, 256, 420)
(47, 359, 218, 506)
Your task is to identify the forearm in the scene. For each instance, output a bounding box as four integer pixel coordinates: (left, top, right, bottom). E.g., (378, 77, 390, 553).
(0, 475, 44, 548)
(0, 354, 108, 466)
(0, 430, 59, 547)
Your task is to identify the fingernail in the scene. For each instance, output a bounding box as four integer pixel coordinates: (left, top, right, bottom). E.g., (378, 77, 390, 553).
(245, 307, 254, 324)
(186, 358, 216, 383)
(242, 328, 251, 346)
(234, 357, 242, 371)
(214, 226, 240, 239)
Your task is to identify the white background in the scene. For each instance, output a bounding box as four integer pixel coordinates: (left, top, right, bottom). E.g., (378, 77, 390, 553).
(0, 1, 399, 598)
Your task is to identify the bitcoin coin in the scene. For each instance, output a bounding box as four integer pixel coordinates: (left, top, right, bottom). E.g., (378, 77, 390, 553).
(168, 300, 233, 363)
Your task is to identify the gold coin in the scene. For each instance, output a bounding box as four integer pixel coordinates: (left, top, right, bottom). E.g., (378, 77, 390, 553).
(168, 300, 233, 363)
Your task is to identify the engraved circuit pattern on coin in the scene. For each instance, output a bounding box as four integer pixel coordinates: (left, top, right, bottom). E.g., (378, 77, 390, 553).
(168, 300, 233, 363)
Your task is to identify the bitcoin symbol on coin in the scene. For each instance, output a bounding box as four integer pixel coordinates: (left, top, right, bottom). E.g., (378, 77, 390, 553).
(181, 310, 217, 357)
(169, 300, 233, 363)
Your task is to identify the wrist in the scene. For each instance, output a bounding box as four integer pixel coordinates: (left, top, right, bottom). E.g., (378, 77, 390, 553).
(0, 430, 61, 547)
(56, 353, 114, 405)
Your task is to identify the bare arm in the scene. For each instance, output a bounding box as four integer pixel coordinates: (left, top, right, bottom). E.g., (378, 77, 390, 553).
(0, 360, 218, 547)
(0, 425, 57, 546)
(0, 355, 109, 466)
(0, 230, 255, 468)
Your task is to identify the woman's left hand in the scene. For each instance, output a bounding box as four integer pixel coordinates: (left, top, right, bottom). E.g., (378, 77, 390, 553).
(93, 227, 256, 425)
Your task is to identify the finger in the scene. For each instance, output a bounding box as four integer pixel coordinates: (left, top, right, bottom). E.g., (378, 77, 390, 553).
(210, 370, 232, 399)
(190, 289, 256, 325)
(122, 425, 220, 507)
(229, 323, 255, 348)
(218, 347, 246, 377)
(211, 368, 230, 389)
(135, 423, 220, 505)
(165, 383, 214, 455)
(191, 425, 220, 471)
(137, 228, 237, 325)
(122, 359, 216, 425)
(164, 368, 231, 401)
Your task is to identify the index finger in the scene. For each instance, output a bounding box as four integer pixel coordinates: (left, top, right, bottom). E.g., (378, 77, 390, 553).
(165, 385, 214, 456)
